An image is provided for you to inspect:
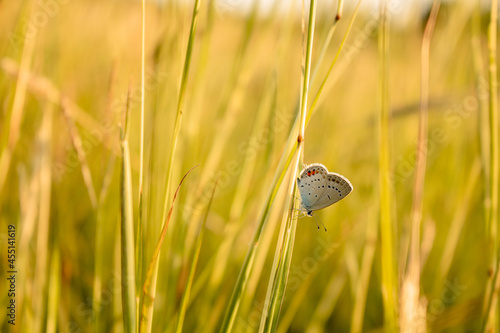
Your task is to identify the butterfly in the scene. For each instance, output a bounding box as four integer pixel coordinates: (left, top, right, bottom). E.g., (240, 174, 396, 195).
(296, 163, 353, 223)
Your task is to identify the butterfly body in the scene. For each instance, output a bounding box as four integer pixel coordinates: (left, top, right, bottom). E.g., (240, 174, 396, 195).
(296, 163, 353, 216)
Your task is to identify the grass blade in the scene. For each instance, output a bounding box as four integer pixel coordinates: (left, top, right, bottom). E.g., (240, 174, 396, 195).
(219, 130, 296, 332)
(377, 0, 398, 329)
(259, 1, 316, 331)
(142, 1, 202, 329)
(482, 0, 500, 329)
(120, 86, 136, 333)
(400, 2, 440, 331)
(160, 0, 202, 221)
(306, 267, 347, 332)
(350, 209, 378, 333)
(137, 0, 146, 304)
(46, 246, 60, 333)
(140, 165, 198, 331)
(61, 98, 98, 208)
(175, 177, 218, 333)
(0, 2, 36, 194)
(307, 0, 363, 124)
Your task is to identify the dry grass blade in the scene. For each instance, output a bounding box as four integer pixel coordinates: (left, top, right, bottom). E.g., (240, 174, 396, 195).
(0, 3, 35, 194)
(61, 97, 98, 208)
(141, 165, 198, 329)
(176, 176, 218, 333)
(401, 2, 440, 331)
(1, 58, 105, 135)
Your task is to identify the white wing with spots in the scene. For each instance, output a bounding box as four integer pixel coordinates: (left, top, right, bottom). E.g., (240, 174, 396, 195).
(297, 163, 353, 213)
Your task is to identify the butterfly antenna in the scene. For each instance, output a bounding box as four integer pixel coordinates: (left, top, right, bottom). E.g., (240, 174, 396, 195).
(313, 213, 327, 232)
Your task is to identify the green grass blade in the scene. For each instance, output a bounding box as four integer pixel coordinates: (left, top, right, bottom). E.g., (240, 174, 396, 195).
(176, 178, 218, 333)
(140, 165, 198, 332)
(482, 0, 500, 329)
(142, 1, 202, 330)
(307, 0, 362, 124)
(377, 0, 398, 330)
(137, 0, 146, 310)
(0, 1, 36, 194)
(120, 86, 137, 333)
(259, 1, 316, 331)
(160, 0, 202, 222)
(310, 1, 343, 84)
(195, 75, 276, 331)
(219, 141, 296, 332)
(46, 246, 60, 333)
(182, 0, 260, 239)
(350, 209, 378, 333)
(307, 266, 347, 332)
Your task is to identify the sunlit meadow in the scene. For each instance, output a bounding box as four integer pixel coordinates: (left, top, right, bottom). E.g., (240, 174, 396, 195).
(0, 0, 499, 332)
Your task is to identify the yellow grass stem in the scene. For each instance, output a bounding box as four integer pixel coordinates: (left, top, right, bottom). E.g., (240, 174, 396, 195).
(140, 165, 198, 331)
(61, 98, 98, 208)
(482, 0, 500, 330)
(401, 2, 440, 331)
(259, 1, 316, 331)
(307, 0, 362, 124)
(120, 86, 136, 333)
(175, 177, 217, 333)
(0, 1, 35, 195)
(142, 1, 202, 331)
(33, 102, 54, 333)
(378, 0, 397, 329)
(350, 208, 378, 333)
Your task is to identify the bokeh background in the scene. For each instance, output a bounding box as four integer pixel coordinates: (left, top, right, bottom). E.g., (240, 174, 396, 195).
(0, 0, 498, 332)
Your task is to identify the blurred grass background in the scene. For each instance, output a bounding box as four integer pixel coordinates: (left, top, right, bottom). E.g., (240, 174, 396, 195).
(0, 0, 498, 332)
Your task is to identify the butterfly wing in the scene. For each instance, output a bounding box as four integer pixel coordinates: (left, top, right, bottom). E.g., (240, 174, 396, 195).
(297, 164, 331, 210)
(297, 164, 353, 212)
(306, 172, 353, 211)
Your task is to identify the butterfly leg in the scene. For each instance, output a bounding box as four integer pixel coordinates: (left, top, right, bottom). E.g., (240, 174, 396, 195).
(312, 213, 327, 232)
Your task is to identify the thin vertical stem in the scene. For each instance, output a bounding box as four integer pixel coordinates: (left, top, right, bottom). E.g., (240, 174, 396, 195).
(489, 0, 499, 285)
(140, 1, 202, 331)
(0, 1, 36, 194)
(259, 1, 316, 332)
(139, 0, 145, 204)
(120, 86, 137, 333)
(298, 0, 316, 141)
(137, 1, 146, 326)
(378, 0, 397, 330)
(483, 0, 499, 330)
(401, 2, 440, 331)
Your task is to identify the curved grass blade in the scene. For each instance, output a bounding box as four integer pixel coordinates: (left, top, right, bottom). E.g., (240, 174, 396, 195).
(144, 0, 202, 330)
(176, 177, 218, 333)
(120, 85, 136, 333)
(140, 165, 198, 331)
